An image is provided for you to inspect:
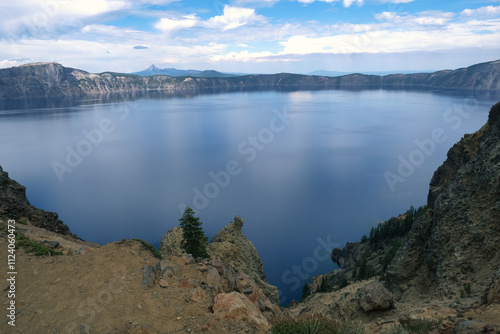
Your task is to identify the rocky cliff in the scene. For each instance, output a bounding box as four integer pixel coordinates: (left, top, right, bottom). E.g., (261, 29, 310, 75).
(0, 165, 76, 237)
(160, 216, 280, 305)
(386, 102, 500, 300)
(208, 216, 280, 305)
(1, 60, 500, 99)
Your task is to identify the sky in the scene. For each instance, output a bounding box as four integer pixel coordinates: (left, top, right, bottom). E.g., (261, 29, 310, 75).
(0, 0, 500, 74)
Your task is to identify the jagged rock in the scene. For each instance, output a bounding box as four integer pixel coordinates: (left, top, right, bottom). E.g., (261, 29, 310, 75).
(212, 292, 271, 331)
(331, 243, 361, 269)
(482, 269, 500, 305)
(235, 271, 259, 304)
(356, 281, 394, 312)
(208, 216, 280, 304)
(206, 267, 222, 290)
(386, 102, 500, 299)
(159, 226, 185, 257)
(142, 263, 161, 288)
(0, 165, 76, 237)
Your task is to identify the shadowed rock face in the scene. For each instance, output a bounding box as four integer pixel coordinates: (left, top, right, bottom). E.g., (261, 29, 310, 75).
(0, 165, 76, 237)
(386, 102, 500, 300)
(1, 60, 500, 99)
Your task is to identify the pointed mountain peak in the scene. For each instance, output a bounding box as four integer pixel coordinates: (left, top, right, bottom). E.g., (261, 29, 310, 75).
(146, 64, 161, 71)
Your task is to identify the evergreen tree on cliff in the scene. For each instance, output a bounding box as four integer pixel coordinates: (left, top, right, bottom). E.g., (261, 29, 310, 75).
(179, 206, 210, 259)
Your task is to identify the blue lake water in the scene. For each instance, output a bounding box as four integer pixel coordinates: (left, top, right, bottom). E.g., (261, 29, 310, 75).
(0, 89, 497, 304)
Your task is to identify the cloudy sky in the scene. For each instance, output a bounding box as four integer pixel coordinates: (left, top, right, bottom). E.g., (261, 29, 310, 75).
(0, 0, 499, 73)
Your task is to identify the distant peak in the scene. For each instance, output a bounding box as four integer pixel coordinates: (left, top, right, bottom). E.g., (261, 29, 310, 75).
(146, 64, 161, 71)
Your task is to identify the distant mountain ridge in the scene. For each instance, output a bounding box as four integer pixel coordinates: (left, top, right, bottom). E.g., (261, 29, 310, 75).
(132, 65, 245, 78)
(1, 59, 500, 99)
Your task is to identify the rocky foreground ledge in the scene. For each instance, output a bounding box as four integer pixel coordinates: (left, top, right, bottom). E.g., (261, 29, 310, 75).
(0, 166, 282, 332)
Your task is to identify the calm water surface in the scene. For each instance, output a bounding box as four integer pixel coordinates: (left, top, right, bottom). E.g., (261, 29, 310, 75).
(0, 89, 496, 303)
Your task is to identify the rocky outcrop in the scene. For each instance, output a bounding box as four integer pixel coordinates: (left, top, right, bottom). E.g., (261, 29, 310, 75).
(331, 242, 362, 269)
(289, 279, 394, 322)
(208, 216, 280, 304)
(386, 102, 500, 299)
(159, 216, 280, 308)
(159, 226, 185, 257)
(0, 165, 76, 237)
(1, 60, 500, 99)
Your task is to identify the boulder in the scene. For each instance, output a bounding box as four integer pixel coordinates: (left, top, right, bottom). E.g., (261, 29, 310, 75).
(212, 292, 270, 331)
(142, 263, 160, 288)
(356, 281, 394, 312)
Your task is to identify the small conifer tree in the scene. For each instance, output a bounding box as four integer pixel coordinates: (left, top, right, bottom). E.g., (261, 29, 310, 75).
(179, 206, 209, 259)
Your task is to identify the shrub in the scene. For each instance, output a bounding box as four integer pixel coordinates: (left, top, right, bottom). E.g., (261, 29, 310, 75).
(15, 233, 62, 256)
(271, 315, 364, 334)
(134, 239, 163, 259)
(398, 316, 440, 334)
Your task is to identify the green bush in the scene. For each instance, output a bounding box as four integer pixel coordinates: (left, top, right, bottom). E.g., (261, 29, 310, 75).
(271, 315, 364, 334)
(15, 233, 62, 256)
(134, 239, 163, 259)
(398, 316, 440, 334)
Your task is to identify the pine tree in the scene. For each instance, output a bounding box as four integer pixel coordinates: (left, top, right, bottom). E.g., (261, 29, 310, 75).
(179, 206, 209, 259)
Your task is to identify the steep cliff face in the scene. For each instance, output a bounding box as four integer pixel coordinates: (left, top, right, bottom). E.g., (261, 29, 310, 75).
(0, 165, 76, 237)
(386, 102, 500, 299)
(1, 60, 500, 99)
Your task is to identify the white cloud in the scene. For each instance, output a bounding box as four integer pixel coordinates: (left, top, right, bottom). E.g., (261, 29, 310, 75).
(461, 5, 500, 17)
(155, 15, 199, 33)
(137, 0, 181, 4)
(278, 18, 500, 56)
(375, 11, 401, 22)
(209, 50, 293, 63)
(0, 59, 30, 69)
(206, 5, 264, 31)
(0, 0, 130, 38)
(380, 0, 414, 3)
(374, 11, 454, 27)
(296, 0, 364, 7)
(234, 0, 279, 6)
